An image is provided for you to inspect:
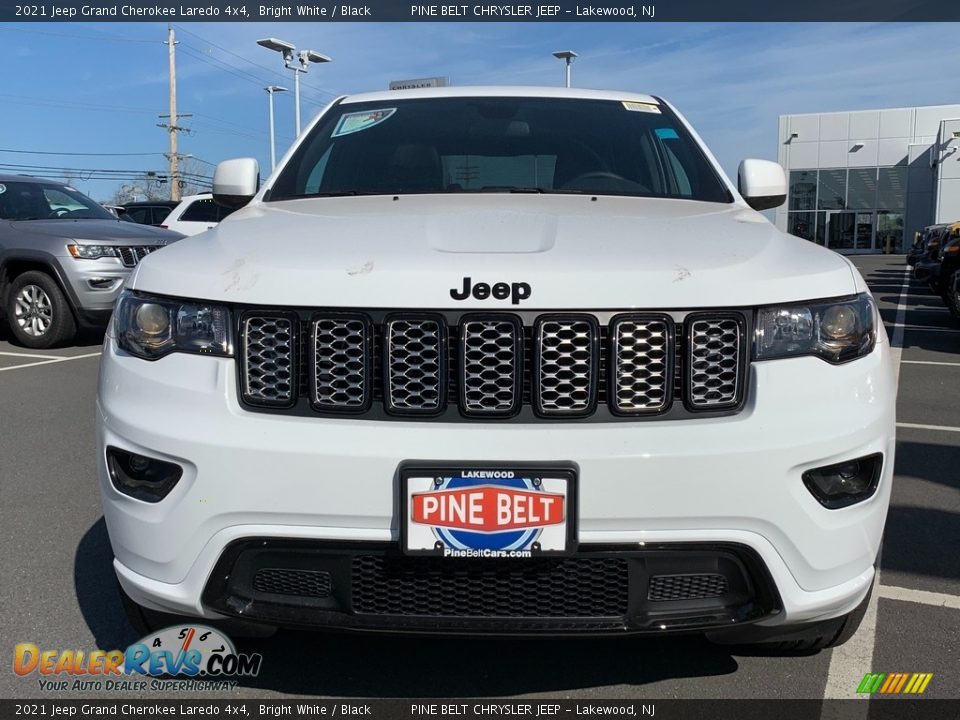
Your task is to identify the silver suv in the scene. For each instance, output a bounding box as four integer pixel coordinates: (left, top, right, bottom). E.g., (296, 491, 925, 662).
(0, 174, 183, 347)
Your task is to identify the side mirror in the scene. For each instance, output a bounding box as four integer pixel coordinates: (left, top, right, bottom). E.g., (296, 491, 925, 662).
(212, 158, 260, 209)
(738, 159, 787, 211)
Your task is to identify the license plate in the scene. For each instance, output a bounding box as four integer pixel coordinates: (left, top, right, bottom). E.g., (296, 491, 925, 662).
(401, 465, 576, 557)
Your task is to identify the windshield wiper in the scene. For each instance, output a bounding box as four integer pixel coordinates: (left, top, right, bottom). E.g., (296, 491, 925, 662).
(297, 190, 380, 198)
(476, 186, 547, 194)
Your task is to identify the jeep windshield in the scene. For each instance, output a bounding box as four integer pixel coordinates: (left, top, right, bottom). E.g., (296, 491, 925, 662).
(267, 96, 734, 203)
(0, 181, 115, 221)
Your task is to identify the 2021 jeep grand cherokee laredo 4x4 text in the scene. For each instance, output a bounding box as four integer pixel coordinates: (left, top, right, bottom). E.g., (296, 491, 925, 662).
(97, 87, 895, 650)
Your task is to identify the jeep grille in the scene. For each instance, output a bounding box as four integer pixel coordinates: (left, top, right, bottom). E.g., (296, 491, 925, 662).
(238, 310, 749, 421)
(117, 246, 158, 268)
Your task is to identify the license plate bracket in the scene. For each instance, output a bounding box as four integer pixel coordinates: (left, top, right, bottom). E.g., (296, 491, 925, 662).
(400, 463, 577, 557)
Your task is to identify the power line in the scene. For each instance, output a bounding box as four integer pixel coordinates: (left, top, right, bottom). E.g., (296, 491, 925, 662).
(0, 149, 163, 157)
(173, 24, 337, 101)
(0, 24, 159, 44)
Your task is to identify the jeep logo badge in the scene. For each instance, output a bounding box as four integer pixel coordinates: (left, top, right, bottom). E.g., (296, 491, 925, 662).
(450, 277, 532, 305)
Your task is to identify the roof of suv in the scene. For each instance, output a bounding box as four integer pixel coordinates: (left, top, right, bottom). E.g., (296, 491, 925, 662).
(0, 173, 66, 184)
(339, 85, 660, 106)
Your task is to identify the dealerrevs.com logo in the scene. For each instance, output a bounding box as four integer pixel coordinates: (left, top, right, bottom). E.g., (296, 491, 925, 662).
(14, 625, 262, 692)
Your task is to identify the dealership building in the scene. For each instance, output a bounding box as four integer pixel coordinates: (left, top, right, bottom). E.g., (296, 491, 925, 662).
(774, 104, 960, 253)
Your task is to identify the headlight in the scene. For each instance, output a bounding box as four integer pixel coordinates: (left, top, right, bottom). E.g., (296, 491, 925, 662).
(754, 293, 876, 364)
(114, 290, 232, 360)
(67, 243, 118, 260)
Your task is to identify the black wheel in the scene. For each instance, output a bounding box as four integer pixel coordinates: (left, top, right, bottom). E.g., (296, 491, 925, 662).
(946, 269, 960, 321)
(6, 270, 77, 348)
(707, 581, 873, 653)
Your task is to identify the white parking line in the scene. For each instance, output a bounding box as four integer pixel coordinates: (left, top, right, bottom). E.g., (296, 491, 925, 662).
(0, 350, 72, 360)
(878, 585, 960, 610)
(896, 422, 960, 434)
(898, 325, 960, 333)
(901, 360, 960, 367)
(0, 352, 101, 372)
(821, 265, 911, 707)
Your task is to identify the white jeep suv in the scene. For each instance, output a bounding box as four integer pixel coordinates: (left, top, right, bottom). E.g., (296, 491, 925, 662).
(97, 87, 894, 650)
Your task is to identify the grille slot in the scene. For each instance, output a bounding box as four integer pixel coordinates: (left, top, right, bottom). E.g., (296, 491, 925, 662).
(647, 573, 728, 601)
(311, 315, 370, 411)
(686, 315, 745, 409)
(352, 555, 629, 617)
(611, 315, 673, 414)
(241, 315, 296, 406)
(117, 245, 155, 267)
(252, 568, 332, 598)
(459, 317, 522, 416)
(534, 316, 599, 416)
(384, 316, 445, 414)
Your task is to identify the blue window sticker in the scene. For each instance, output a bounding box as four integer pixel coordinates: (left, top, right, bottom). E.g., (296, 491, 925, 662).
(332, 108, 396, 138)
(655, 128, 680, 140)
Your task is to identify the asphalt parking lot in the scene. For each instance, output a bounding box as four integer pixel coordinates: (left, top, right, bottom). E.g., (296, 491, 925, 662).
(1, 254, 957, 704)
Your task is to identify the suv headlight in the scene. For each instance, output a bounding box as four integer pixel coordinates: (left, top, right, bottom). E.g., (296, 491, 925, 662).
(67, 243, 118, 260)
(754, 293, 876, 364)
(114, 290, 232, 360)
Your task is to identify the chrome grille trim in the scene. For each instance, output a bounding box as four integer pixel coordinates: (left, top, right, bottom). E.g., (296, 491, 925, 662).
(241, 314, 297, 407)
(310, 314, 371, 411)
(117, 245, 156, 268)
(610, 314, 673, 414)
(459, 316, 522, 416)
(384, 315, 446, 415)
(533, 315, 599, 417)
(685, 314, 745, 410)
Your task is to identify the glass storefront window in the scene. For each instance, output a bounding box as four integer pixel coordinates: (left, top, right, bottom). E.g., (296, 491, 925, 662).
(788, 212, 816, 241)
(877, 211, 904, 253)
(847, 169, 878, 210)
(788, 171, 817, 211)
(817, 169, 846, 210)
(877, 168, 907, 210)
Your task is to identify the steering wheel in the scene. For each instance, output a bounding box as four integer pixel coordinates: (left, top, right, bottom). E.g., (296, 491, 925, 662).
(49, 208, 70, 218)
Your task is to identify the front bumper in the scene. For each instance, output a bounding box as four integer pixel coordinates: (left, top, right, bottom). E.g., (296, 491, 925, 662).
(58, 255, 132, 315)
(97, 330, 895, 633)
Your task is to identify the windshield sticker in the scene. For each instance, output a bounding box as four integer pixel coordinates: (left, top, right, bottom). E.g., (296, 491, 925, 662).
(622, 101, 661, 114)
(655, 128, 680, 140)
(0, 184, 5, 195)
(332, 108, 396, 138)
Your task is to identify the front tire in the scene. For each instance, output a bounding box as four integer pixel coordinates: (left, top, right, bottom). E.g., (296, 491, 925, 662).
(946, 269, 960, 321)
(6, 271, 77, 348)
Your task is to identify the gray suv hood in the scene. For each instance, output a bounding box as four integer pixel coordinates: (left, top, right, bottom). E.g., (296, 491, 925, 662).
(8, 219, 183, 244)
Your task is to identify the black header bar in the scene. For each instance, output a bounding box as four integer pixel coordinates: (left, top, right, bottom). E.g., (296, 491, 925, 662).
(0, 0, 958, 22)
(2, 699, 959, 719)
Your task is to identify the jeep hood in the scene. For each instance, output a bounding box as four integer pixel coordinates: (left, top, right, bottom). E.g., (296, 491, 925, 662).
(9, 218, 182, 244)
(131, 195, 859, 308)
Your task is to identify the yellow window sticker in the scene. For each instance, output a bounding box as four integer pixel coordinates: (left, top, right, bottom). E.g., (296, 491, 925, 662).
(332, 108, 397, 138)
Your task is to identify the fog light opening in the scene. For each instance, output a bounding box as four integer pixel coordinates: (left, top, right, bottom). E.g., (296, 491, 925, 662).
(106, 446, 182, 503)
(802, 453, 883, 509)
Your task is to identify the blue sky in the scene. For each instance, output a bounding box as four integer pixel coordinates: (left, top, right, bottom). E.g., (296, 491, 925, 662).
(1, 21, 958, 201)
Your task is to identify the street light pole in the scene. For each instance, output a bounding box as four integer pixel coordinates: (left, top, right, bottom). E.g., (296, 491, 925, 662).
(257, 38, 331, 137)
(552, 50, 578, 88)
(265, 85, 287, 170)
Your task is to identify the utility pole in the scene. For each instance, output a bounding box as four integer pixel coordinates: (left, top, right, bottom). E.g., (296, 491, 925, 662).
(158, 25, 192, 202)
